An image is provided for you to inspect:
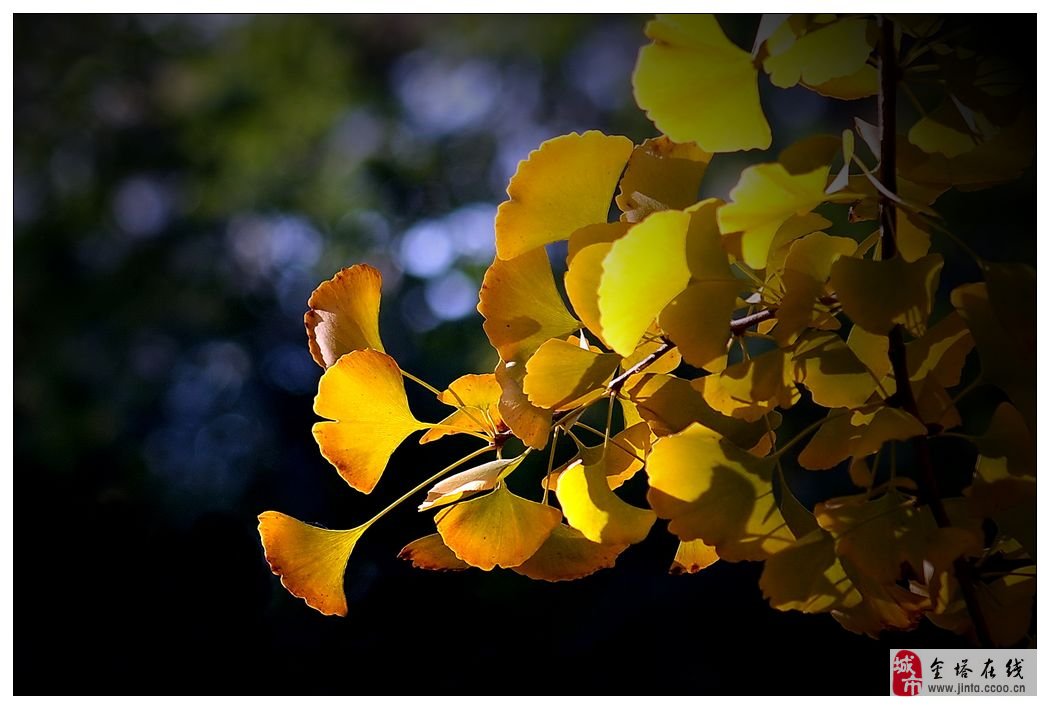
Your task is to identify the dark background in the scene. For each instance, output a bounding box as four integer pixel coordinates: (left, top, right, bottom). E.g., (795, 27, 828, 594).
(14, 14, 1034, 695)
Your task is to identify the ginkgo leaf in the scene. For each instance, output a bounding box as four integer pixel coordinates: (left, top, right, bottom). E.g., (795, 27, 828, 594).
(312, 349, 426, 493)
(258, 511, 367, 617)
(563, 225, 628, 345)
(647, 423, 795, 560)
(513, 524, 626, 582)
(397, 534, 470, 571)
(830, 561, 929, 637)
(772, 232, 855, 345)
(420, 373, 504, 444)
(792, 331, 881, 409)
(620, 372, 775, 451)
(545, 422, 651, 493)
(908, 99, 980, 158)
(479, 247, 580, 363)
(556, 457, 656, 546)
(805, 64, 878, 100)
(304, 264, 385, 368)
(759, 529, 861, 613)
(797, 409, 855, 470)
(846, 324, 891, 382)
(717, 163, 830, 269)
(621, 332, 682, 375)
(615, 136, 712, 222)
(698, 347, 799, 421)
(419, 451, 528, 511)
(905, 311, 973, 388)
(598, 209, 692, 357)
(658, 199, 739, 369)
(797, 407, 926, 471)
(763, 17, 873, 90)
(494, 131, 634, 260)
(435, 485, 562, 571)
(952, 270, 1035, 428)
(830, 254, 943, 336)
(633, 14, 771, 152)
(523, 338, 620, 410)
(669, 539, 720, 574)
(495, 360, 551, 450)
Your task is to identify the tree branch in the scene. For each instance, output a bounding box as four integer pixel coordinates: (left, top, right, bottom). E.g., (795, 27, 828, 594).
(876, 15, 993, 648)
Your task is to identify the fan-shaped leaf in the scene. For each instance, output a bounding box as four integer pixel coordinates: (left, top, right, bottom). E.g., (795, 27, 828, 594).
(556, 457, 656, 546)
(615, 136, 712, 222)
(495, 360, 551, 450)
(670, 539, 720, 574)
(763, 17, 874, 90)
(420, 373, 504, 444)
(513, 524, 626, 582)
(304, 264, 385, 368)
(830, 254, 943, 336)
(699, 347, 799, 421)
(419, 451, 528, 512)
(397, 534, 470, 572)
(523, 338, 620, 410)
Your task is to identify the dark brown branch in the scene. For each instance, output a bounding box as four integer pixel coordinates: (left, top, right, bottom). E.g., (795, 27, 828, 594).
(876, 15, 993, 648)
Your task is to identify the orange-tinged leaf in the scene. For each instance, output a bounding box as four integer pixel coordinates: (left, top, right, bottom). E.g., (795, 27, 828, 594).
(435, 485, 562, 570)
(759, 529, 861, 613)
(717, 163, 830, 269)
(698, 348, 799, 421)
(397, 534, 470, 571)
(258, 511, 367, 617)
(556, 457, 656, 546)
(495, 360, 551, 450)
(792, 331, 880, 409)
(830, 254, 944, 336)
(420, 373, 503, 444)
(419, 451, 528, 511)
(670, 539, 720, 574)
(479, 247, 580, 364)
(598, 209, 692, 357)
(494, 131, 634, 260)
(513, 524, 626, 582)
(615, 136, 712, 222)
(633, 14, 770, 153)
(763, 17, 873, 90)
(647, 423, 796, 560)
(523, 338, 620, 410)
(312, 350, 426, 493)
(304, 265, 385, 368)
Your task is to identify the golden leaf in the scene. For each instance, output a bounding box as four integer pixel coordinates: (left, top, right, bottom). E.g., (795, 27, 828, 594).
(304, 264, 385, 368)
(513, 524, 626, 582)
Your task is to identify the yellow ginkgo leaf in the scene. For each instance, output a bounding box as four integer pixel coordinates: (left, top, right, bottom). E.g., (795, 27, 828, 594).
(435, 485, 562, 571)
(523, 338, 620, 410)
(830, 254, 944, 336)
(633, 14, 771, 152)
(621, 331, 683, 375)
(773, 232, 855, 345)
(556, 457, 656, 546)
(513, 524, 626, 582)
(304, 264, 385, 369)
(806, 64, 878, 100)
(698, 347, 799, 422)
(397, 534, 470, 572)
(658, 199, 739, 369)
(763, 17, 874, 90)
(717, 163, 830, 269)
(479, 247, 580, 364)
(494, 131, 634, 260)
(545, 421, 651, 493)
(905, 312, 973, 387)
(759, 529, 861, 613)
(258, 511, 367, 617)
(797, 407, 925, 471)
(792, 331, 880, 410)
(615, 136, 712, 222)
(598, 209, 693, 357)
(669, 539, 720, 574)
(563, 226, 626, 344)
(420, 373, 503, 444)
(419, 451, 528, 511)
(495, 360, 551, 450)
(312, 349, 426, 493)
(646, 423, 796, 560)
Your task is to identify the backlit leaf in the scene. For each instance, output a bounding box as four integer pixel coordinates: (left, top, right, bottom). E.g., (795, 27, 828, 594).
(312, 349, 426, 493)
(420, 373, 504, 444)
(760, 529, 861, 613)
(304, 264, 385, 368)
(480, 247, 580, 363)
(598, 209, 692, 356)
(905, 312, 973, 388)
(717, 163, 830, 269)
(419, 451, 528, 511)
(513, 524, 626, 582)
(495, 360, 551, 450)
(772, 231, 855, 345)
(647, 423, 795, 560)
(435, 485, 561, 570)
(633, 14, 771, 152)
(564, 223, 630, 343)
(792, 331, 880, 409)
(806, 64, 878, 100)
(669, 539, 720, 574)
(830, 254, 943, 336)
(523, 338, 620, 410)
(258, 511, 367, 617)
(763, 17, 873, 90)
(397, 534, 470, 572)
(699, 348, 799, 421)
(494, 131, 634, 260)
(615, 136, 712, 222)
(556, 456, 656, 546)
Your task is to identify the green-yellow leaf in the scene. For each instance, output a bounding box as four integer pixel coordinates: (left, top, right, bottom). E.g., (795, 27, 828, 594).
(556, 456, 656, 546)
(764, 17, 874, 90)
